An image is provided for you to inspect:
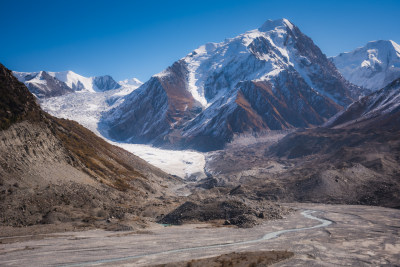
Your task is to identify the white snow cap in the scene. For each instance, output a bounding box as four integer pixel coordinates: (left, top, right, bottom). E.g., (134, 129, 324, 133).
(259, 18, 294, 32)
(119, 77, 143, 87)
(47, 70, 95, 91)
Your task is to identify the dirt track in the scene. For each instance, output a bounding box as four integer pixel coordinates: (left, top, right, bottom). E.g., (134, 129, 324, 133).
(1, 203, 399, 266)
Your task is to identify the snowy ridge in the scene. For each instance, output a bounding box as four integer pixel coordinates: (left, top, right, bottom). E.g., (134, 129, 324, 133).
(48, 71, 98, 92)
(355, 79, 400, 117)
(13, 70, 132, 98)
(332, 40, 400, 92)
(178, 17, 348, 105)
(327, 79, 400, 127)
(119, 77, 143, 88)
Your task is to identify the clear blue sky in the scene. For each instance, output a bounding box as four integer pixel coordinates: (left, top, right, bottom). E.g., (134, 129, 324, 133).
(1, 0, 399, 82)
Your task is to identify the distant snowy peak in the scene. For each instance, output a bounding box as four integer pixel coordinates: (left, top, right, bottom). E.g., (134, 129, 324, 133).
(46, 71, 121, 92)
(332, 40, 400, 91)
(13, 71, 74, 98)
(13, 70, 122, 98)
(93, 75, 121, 91)
(47, 71, 93, 91)
(118, 77, 143, 88)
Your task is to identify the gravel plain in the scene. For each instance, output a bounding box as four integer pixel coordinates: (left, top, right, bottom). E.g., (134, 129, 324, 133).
(1, 203, 399, 266)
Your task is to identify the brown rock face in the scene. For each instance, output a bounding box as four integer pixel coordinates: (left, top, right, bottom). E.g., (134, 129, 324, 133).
(158, 61, 199, 124)
(0, 63, 42, 130)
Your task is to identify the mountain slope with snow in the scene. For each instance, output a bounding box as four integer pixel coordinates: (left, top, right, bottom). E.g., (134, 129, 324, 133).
(103, 18, 360, 151)
(327, 78, 400, 128)
(13, 70, 126, 98)
(12, 71, 74, 98)
(332, 40, 400, 92)
(119, 77, 143, 88)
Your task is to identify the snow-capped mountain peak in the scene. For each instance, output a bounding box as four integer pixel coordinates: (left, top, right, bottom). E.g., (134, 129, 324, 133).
(47, 70, 95, 92)
(258, 18, 294, 32)
(119, 77, 143, 87)
(174, 17, 355, 109)
(162, 19, 299, 108)
(332, 39, 400, 92)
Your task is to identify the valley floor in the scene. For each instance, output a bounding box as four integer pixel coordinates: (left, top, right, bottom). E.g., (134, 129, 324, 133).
(1, 204, 399, 266)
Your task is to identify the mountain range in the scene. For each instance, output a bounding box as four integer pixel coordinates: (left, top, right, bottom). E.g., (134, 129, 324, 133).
(13, 70, 141, 98)
(101, 18, 361, 151)
(10, 18, 400, 153)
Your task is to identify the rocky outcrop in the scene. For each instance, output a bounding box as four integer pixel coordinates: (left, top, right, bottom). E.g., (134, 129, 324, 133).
(0, 64, 42, 129)
(158, 197, 290, 228)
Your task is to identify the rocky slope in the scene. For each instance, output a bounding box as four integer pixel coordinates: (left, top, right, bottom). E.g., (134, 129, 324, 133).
(205, 80, 400, 208)
(332, 40, 400, 92)
(327, 78, 400, 128)
(103, 18, 360, 151)
(0, 63, 180, 228)
(159, 197, 290, 228)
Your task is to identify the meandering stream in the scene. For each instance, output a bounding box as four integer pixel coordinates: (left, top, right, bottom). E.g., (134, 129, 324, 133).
(61, 210, 332, 267)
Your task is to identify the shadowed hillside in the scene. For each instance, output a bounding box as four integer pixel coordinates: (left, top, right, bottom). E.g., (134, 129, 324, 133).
(0, 63, 180, 229)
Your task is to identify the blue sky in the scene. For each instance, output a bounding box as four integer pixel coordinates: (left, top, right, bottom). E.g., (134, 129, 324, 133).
(1, 0, 399, 81)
